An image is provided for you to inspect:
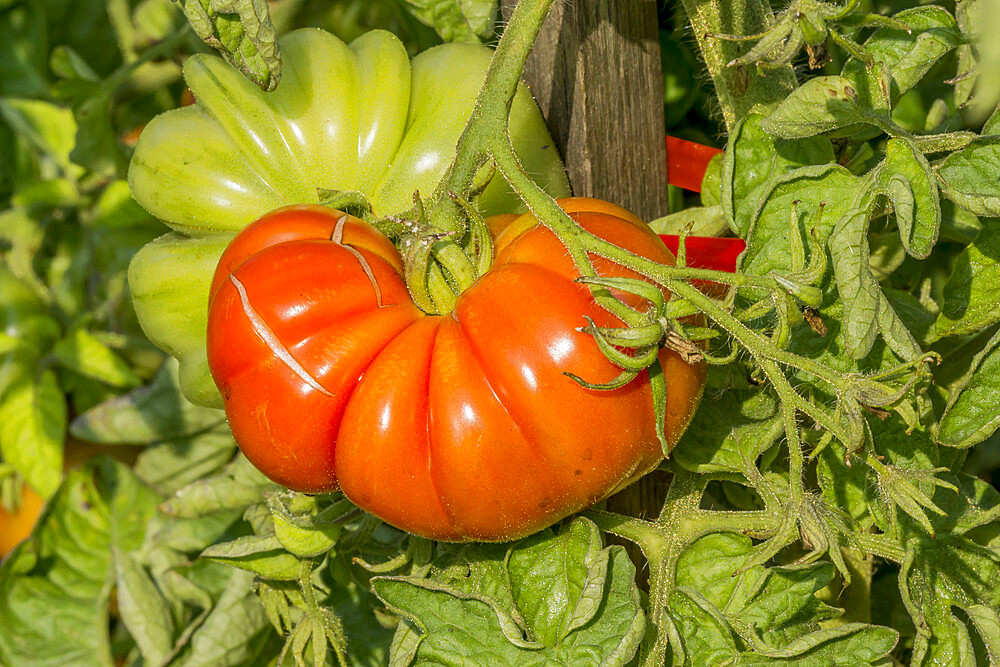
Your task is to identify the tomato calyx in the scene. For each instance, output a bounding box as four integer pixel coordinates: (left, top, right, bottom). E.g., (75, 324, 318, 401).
(383, 191, 497, 315)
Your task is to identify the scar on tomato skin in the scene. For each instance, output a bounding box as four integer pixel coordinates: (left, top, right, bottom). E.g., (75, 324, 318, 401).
(229, 273, 333, 397)
(330, 215, 383, 307)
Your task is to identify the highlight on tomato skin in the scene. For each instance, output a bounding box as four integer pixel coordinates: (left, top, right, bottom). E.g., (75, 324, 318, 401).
(206, 200, 708, 542)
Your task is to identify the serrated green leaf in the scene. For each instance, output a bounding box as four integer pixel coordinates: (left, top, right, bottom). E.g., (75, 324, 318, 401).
(675, 532, 766, 611)
(881, 139, 940, 259)
(667, 588, 739, 664)
(740, 164, 857, 287)
(831, 207, 922, 361)
(134, 428, 237, 495)
(963, 604, 1000, 664)
(723, 114, 835, 236)
(201, 533, 300, 580)
(162, 472, 269, 519)
(53, 328, 141, 388)
(936, 221, 1000, 336)
(325, 554, 395, 666)
(938, 327, 1000, 448)
(671, 533, 896, 664)
(507, 518, 607, 646)
(181, 568, 277, 666)
(928, 472, 1000, 536)
(0, 98, 80, 178)
(899, 531, 1000, 665)
(0, 459, 161, 666)
(842, 6, 961, 108)
(151, 509, 244, 555)
(673, 390, 783, 474)
(817, 440, 873, 527)
(375, 529, 645, 665)
(398, 0, 497, 43)
(0, 371, 65, 498)
(760, 76, 874, 139)
(114, 548, 175, 665)
(71, 358, 224, 444)
(736, 624, 898, 664)
(177, 0, 280, 91)
(985, 105, 1000, 136)
(938, 137, 1000, 217)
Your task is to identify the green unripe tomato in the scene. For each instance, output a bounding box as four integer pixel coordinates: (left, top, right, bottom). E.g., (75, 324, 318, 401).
(128, 28, 570, 406)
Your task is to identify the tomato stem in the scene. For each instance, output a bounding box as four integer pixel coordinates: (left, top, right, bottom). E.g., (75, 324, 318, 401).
(406, 0, 557, 314)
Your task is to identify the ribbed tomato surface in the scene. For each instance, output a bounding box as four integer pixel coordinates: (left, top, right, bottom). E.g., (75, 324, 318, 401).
(207, 200, 705, 541)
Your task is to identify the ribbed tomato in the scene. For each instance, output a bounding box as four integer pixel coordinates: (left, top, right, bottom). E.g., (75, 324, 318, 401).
(207, 199, 705, 541)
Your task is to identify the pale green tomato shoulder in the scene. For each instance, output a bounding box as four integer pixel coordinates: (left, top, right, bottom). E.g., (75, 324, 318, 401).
(127, 27, 570, 406)
(128, 28, 568, 234)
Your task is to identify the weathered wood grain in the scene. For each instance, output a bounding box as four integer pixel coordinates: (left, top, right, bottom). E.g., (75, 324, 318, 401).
(501, 0, 670, 219)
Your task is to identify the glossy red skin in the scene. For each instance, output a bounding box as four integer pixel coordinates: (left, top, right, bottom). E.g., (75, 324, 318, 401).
(207, 200, 706, 541)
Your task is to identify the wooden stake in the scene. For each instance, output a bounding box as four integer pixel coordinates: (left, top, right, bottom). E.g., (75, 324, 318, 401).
(500, 0, 670, 220)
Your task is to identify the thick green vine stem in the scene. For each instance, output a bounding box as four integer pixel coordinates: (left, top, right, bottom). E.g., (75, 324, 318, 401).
(678, 0, 797, 130)
(405, 0, 556, 315)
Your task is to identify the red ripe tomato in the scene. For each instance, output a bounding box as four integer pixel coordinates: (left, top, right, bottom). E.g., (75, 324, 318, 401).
(207, 199, 705, 541)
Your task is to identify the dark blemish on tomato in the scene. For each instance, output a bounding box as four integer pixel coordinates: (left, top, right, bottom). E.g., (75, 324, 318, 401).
(539, 497, 553, 508)
(221, 382, 232, 400)
(581, 448, 593, 461)
(574, 469, 582, 477)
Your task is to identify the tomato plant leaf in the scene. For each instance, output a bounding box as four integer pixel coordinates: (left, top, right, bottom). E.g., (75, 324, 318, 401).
(160, 462, 270, 519)
(831, 207, 922, 361)
(177, 0, 281, 91)
(673, 390, 783, 475)
(506, 518, 608, 645)
(937, 137, 1000, 217)
(928, 472, 1000, 537)
(760, 76, 877, 140)
(0, 370, 65, 498)
(648, 205, 727, 237)
(71, 358, 225, 444)
(52, 327, 142, 388)
(898, 529, 1000, 664)
(201, 533, 301, 581)
(817, 440, 873, 527)
(397, 0, 498, 43)
(376, 520, 645, 665)
(841, 6, 961, 108)
(180, 568, 278, 666)
(740, 164, 858, 286)
(936, 221, 1000, 337)
(985, 106, 1000, 136)
(115, 547, 176, 665)
(880, 138, 940, 259)
(938, 327, 1000, 448)
(0, 459, 160, 665)
(134, 428, 238, 495)
(722, 113, 834, 236)
(669, 533, 898, 663)
(0, 98, 80, 179)
(667, 588, 739, 663)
